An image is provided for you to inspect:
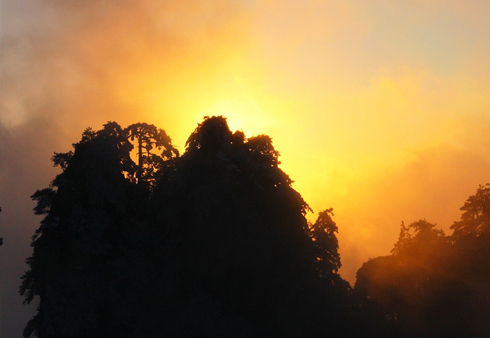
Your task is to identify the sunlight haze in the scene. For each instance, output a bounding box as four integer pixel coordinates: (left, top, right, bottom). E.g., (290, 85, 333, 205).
(2, 1, 490, 335)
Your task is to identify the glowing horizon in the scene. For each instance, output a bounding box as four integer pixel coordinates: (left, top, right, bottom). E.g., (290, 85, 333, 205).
(3, 2, 490, 311)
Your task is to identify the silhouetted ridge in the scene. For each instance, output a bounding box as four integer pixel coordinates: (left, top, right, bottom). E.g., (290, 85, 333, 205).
(21, 117, 391, 338)
(356, 202, 490, 337)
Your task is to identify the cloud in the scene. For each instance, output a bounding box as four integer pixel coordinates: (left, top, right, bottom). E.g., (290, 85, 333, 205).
(275, 61, 490, 284)
(335, 115, 490, 283)
(0, 118, 64, 336)
(0, 1, 250, 335)
(2, 0, 490, 333)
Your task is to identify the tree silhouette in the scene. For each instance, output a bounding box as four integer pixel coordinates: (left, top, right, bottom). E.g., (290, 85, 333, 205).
(21, 116, 385, 337)
(125, 122, 178, 187)
(20, 122, 176, 338)
(356, 208, 490, 337)
(150, 116, 381, 336)
(356, 220, 453, 336)
(451, 183, 490, 238)
(448, 184, 490, 337)
(308, 208, 341, 278)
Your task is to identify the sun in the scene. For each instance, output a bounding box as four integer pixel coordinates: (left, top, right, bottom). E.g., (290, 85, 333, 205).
(200, 98, 269, 136)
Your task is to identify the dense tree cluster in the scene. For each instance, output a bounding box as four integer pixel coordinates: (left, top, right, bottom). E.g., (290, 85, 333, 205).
(21, 117, 382, 338)
(20, 122, 174, 337)
(20, 116, 490, 337)
(356, 188, 490, 337)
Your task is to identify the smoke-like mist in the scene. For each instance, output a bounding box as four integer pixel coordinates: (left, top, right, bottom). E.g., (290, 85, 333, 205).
(2, 1, 490, 336)
(1, 1, 250, 336)
(336, 120, 490, 281)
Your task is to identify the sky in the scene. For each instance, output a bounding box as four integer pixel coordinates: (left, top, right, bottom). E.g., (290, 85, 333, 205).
(2, 0, 490, 336)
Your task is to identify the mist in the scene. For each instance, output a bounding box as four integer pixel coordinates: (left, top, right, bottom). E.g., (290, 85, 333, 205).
(2, 1, 490, 336)
(336, 122, 490, 282)
(1, 1, 249, 336)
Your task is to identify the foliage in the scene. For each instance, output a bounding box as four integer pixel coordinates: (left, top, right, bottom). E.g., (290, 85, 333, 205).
(126, 122, 178, 187)
(356, 198, 490, 338)
(20, 122, 174, 337)
(309, 208, 341, 277)
(451, 183, 490, 238)
(21, 116, 379, 337)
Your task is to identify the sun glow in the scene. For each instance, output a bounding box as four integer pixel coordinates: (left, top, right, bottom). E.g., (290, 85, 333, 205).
(101, 0, 490, 288)
(200, 98, 270, 135)
(142, 53, 291, 148)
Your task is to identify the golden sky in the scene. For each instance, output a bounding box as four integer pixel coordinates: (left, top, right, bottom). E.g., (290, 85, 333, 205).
(3, 0, 490, 303)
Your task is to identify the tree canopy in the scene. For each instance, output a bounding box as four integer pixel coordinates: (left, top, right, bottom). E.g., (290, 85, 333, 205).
(22, 116, 490, 337)
(356, 193, 490, 337)
(20, 117, 372, 338)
